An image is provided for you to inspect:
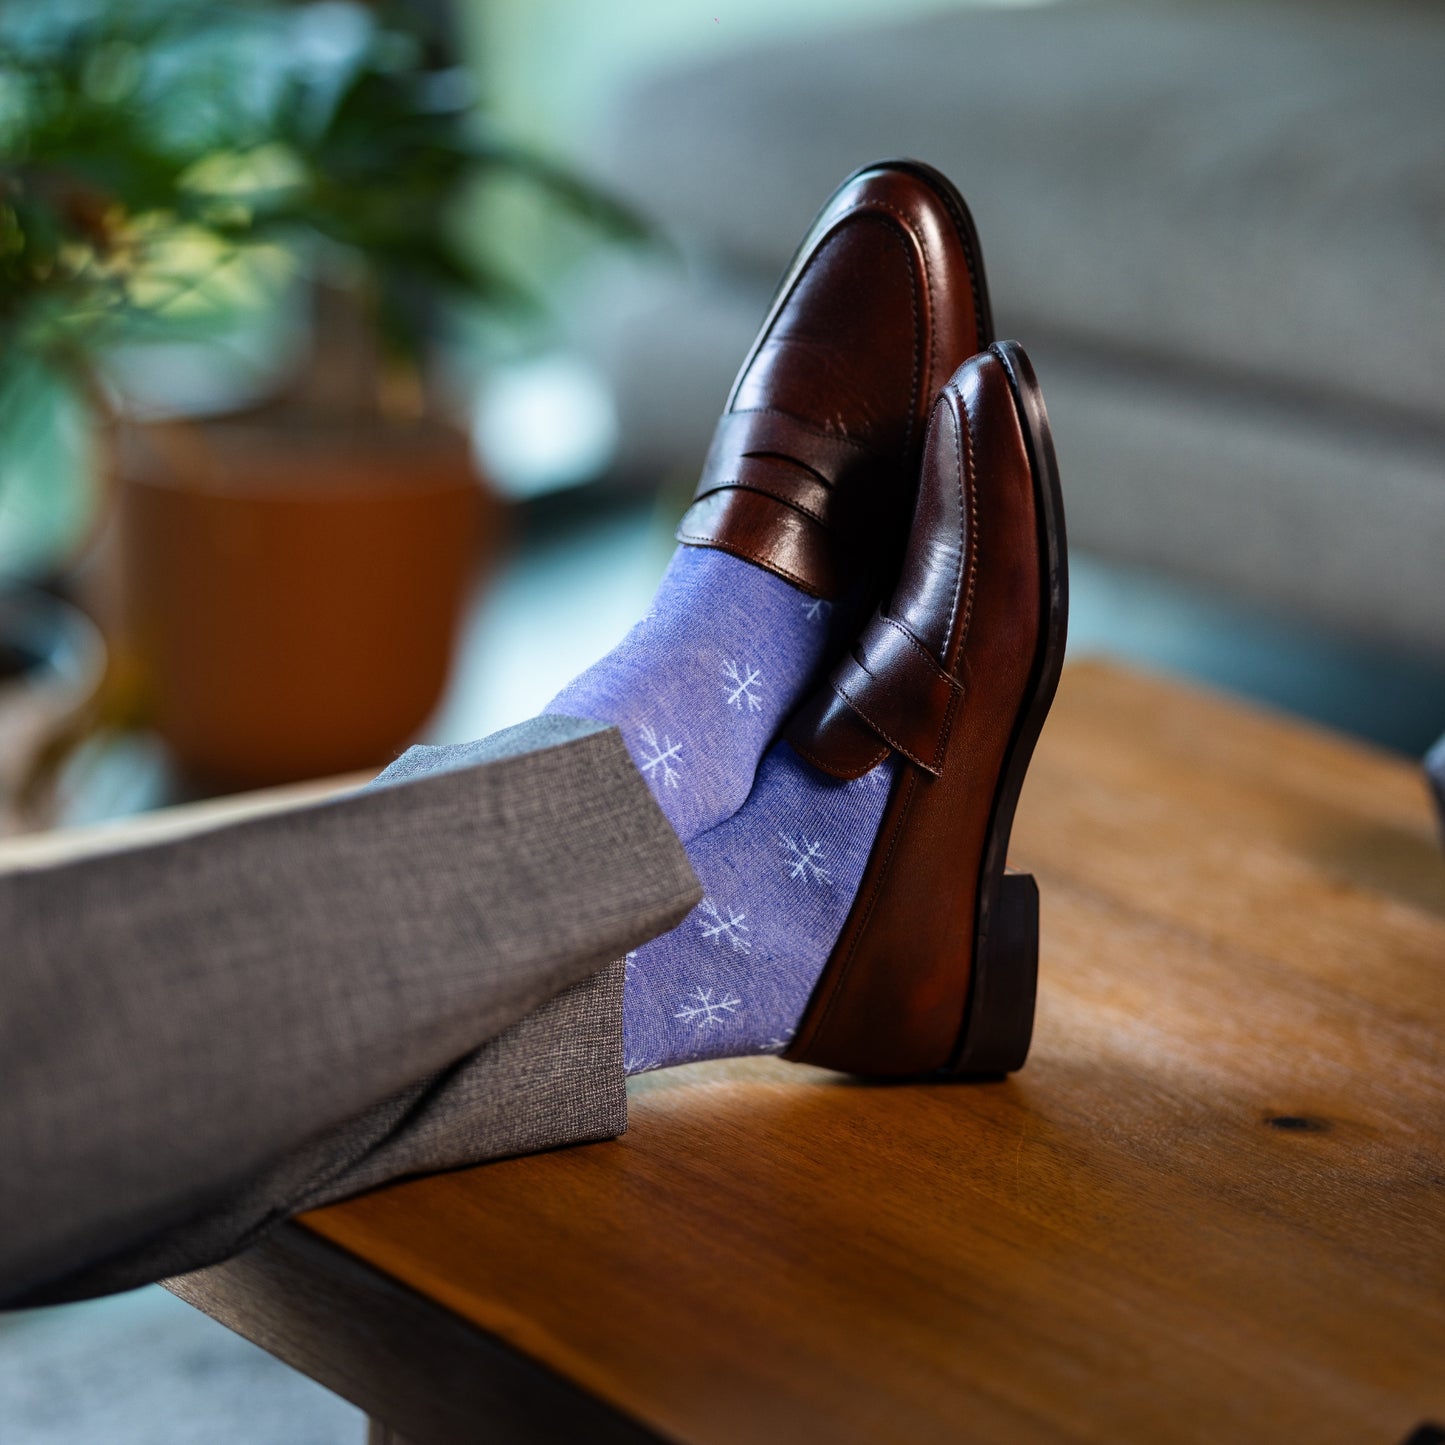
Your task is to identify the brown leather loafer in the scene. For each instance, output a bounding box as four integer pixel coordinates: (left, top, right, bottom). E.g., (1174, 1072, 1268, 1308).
(783, 342, 1068, 1078)
(676, 159, 992, 605)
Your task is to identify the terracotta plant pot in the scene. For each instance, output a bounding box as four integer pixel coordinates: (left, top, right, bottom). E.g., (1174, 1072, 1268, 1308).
(118, 413, 487, 790)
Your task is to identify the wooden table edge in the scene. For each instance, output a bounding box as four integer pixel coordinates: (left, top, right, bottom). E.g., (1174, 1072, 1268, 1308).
(164, 1220, 671, 1445)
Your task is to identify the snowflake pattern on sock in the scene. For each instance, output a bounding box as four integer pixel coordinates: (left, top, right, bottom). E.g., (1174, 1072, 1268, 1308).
(637, 723, 683, 789)
(802, 598, 832, 622)
(621, 745, 901, 1075)
(696, 898, 751, 952)
(545, 548, 831, 846)
(779, 832, 832, 885)
(720, 660, 763, 712)
(673, 985, 743, 1029)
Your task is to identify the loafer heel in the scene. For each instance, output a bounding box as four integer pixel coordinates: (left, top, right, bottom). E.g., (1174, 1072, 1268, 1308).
(948, 870, 1039, 1078)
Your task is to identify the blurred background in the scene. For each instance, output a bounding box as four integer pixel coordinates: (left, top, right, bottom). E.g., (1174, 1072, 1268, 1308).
(3, 0, 1442, 1439)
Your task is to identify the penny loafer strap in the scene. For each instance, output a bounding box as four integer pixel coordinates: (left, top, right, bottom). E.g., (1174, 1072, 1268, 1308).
(827, 611, 962, 776)
(697, 409, 873, 498)
(676, 410, 877, 597)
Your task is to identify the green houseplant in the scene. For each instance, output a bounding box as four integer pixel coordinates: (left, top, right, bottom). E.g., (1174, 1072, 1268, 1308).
(0, 0, 646, 794)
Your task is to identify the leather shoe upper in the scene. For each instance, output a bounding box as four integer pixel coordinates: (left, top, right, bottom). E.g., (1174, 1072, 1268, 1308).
(786, 347, 1041, 781)
(781, 346, 1058, 1075)
(675, 160, 992, 602)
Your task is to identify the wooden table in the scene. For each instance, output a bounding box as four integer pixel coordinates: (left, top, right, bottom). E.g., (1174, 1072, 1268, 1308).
(130, 663, 1443, 1442)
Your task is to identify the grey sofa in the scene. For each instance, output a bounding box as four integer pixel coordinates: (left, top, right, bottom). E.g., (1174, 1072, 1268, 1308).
(569, 0, 1445, 674)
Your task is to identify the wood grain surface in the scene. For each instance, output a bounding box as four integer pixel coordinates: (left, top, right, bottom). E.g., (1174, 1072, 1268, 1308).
(182, 662, 1445, 1444)
(301, 663, 1445, 1444)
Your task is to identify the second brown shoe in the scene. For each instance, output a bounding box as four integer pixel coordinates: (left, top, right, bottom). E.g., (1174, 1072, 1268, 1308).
(783, 342, 1068, 1078)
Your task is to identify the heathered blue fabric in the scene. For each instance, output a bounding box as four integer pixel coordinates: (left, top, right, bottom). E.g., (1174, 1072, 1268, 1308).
(546, 546, 838, 845)
(546, 541, 893, 1066)
(622, 742, 896, 1072)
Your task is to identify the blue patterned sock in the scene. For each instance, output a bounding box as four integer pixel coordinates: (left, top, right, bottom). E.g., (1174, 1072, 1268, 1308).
(546, 546, 838, 844)
(621, 741, 897, 1073)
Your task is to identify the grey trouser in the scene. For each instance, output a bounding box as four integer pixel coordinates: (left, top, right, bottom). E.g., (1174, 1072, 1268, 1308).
(0, 717, 700, 1307)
